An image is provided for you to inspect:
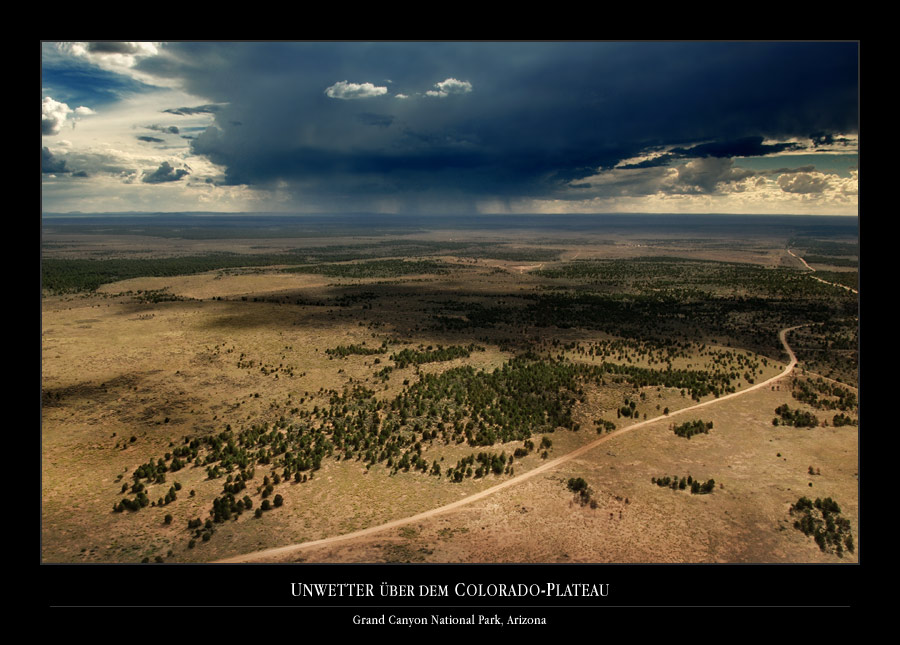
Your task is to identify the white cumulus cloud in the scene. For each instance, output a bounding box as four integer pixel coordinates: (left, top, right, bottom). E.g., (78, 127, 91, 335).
(54, 41, 178, 88)
(426, 77, 473, 97)
(324, 81, 389, 100)
(777, 172, 832, 194)
(42, 97, 72, 135)
(59, 42, 159, 71)
(42, 97, 95, 135)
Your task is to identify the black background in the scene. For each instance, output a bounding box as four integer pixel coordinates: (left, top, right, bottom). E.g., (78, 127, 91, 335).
(41, 560, 861, 626)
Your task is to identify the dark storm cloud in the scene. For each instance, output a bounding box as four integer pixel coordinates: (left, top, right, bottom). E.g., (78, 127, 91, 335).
(620, 138, 804, 170)
(137, 135, 164, 143)
(83, 42, 147, 55)
(133, 42, 857, 210)
(762, 165, 816, 175)
(147, 124, 180, 135)
(162, 104, 222, 116)
(811, 132, 836, 147)
(810, 132, 856, 148)
(617, 154, 678, 170)
(670, 137, 801, 159)
(142, 161, 190, 183)
(42, 147, 69, 174)
(357, 112, 394, 128)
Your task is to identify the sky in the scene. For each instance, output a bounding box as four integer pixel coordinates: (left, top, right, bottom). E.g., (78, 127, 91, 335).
(41, 41, 859, 216)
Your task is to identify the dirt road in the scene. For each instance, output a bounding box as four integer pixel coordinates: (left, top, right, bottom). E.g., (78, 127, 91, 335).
(216, 325, 804, 563)
(788, 249, 858, 294)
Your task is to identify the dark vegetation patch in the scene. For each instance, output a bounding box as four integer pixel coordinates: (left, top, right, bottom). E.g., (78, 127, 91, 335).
(566, 477, 599, 508)
(814, 271, 858, 290)
(390, 344, 484, 368)
(433, 259, 856, 361)
(464, 247, 561, 261)
(534, 257, 841, 298)
(326, 343, 387, 358)
(108, 347, 764, 555)
(789, 496, 854, 557)
(286, 259, 453, 279)
(791, 377, 857, 412)
(43, 240, 560, 293)
(107, 355, 592, 552)
(132, 289, 191, 304)
(789, 239, 858, 256)
(672, 419, 713, 439)
(789, 319, 857, 386)
(42, 254, 300, 293)
(802, 255, 858, 268)
(773, 404, 819, 428)
(652, 474, 716, 494)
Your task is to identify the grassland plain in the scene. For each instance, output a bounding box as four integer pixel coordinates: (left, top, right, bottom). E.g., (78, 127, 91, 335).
(270, 385, 857, 564)
(41, 217, 858, 564)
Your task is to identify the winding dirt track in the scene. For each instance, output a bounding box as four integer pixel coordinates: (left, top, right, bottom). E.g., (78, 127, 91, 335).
(788, 249, 858, 294)
(217, 325, 803, 563)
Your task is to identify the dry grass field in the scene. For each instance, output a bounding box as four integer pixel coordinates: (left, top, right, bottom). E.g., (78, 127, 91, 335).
(41, 220, 859, 565)
(277, 385, 857, 564)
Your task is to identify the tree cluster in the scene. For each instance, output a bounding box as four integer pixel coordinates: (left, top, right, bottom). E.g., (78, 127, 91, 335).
(791, 377, 857, 411)
(672, 419, 713, 439)
(566, 477, 597, 508)
(773, 404, 819, 428)
(446, 450, 516, 482)
(326, 343, 387, 358)
(790, 496, 854, 557)
(652, 474, 716, 494)
(832, 413, 857, 427)
(390, 344, 484, 369)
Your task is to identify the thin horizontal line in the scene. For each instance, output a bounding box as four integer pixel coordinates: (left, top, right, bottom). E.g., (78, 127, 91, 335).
(48, 605, 852, 609)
